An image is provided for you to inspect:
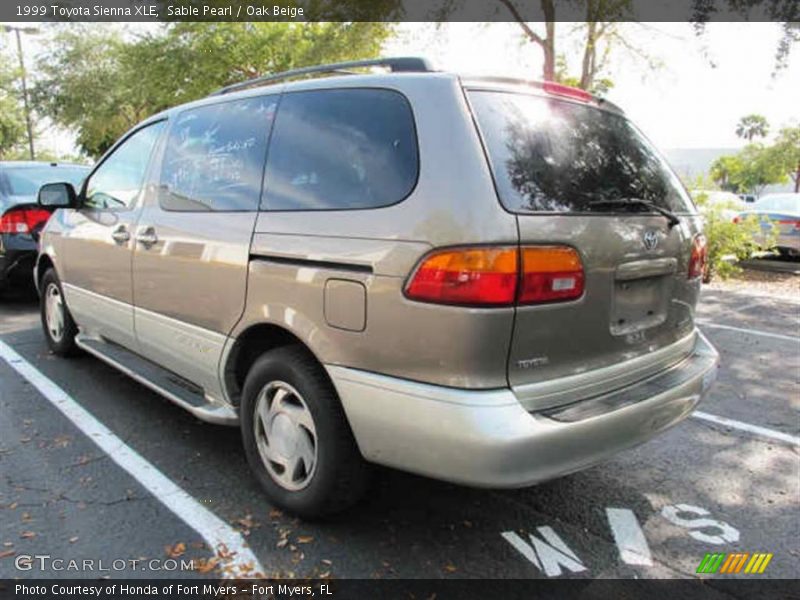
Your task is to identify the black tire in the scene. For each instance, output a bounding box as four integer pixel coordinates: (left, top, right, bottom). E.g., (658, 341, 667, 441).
(240, 345, 369, 518)
(39, 268, 79, 357)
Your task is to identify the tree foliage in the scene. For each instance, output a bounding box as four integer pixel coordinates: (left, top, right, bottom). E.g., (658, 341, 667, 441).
(735, 114, 769, 141)
(710, 144, 788, 196)
(33, 23, 393, 158)
(0, 41, 26, 158)
(693, 192, 766, 281)
(711, 121, 800, 195)
(484, 0, 795, 90)
(709, 155, 742, 192)
(773, 125, 800, 192)
(691, 4, 799, 76)
(495, 0, 634, 90)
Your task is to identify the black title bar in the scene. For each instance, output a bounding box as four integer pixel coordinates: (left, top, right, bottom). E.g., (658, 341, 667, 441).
(2, 0, 798, 22)
(2, 579, 799, 600)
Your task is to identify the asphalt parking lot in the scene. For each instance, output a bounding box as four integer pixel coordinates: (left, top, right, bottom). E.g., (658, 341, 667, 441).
(0, 286, 797, 580)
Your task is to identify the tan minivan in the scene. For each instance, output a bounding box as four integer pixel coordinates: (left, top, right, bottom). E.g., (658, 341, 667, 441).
(35, 58, 719, 517)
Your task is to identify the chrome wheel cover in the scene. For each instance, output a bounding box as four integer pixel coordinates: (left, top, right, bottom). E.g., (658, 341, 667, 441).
(44, 283, 65, 343)
(253, 381, 318, 491)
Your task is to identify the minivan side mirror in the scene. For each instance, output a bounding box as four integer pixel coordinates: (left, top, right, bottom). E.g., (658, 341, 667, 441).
(38, 182, 77, 209)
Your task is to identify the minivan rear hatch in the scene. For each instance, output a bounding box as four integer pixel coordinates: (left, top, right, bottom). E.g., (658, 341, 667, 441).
(466, 85, 702, 411)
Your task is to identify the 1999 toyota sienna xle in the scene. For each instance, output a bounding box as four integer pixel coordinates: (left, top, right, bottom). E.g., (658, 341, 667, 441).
(35, 58, 719, 517)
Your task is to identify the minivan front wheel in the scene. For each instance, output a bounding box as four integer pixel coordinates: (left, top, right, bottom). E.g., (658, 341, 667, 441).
(240, 345, 368, 517)
(40, 268, 78, 356)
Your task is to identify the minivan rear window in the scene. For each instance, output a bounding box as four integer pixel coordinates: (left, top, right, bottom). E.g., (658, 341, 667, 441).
(468, 90, 694, 214)
(262, 88, 418, 211)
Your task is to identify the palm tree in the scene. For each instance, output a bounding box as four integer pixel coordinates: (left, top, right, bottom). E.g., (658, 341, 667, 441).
(735, 114, 770, 142)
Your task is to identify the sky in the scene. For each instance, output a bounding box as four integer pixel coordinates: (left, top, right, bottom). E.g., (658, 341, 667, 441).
(386, 22, 799, 150)
(2, 21, 798, 156)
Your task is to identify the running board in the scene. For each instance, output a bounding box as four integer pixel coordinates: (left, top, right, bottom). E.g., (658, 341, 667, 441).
(75, 335, 238, 425)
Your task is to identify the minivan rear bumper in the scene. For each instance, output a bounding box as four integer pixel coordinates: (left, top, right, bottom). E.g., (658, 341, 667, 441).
(327, 329, 718, 488)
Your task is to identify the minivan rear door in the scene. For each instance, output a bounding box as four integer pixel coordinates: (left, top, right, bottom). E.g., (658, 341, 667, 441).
(467, 87, 703, 410)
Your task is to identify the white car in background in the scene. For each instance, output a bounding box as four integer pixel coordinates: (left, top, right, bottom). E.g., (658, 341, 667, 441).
(736, 193, 800, 258)
(738, 193, 757, 204)
(691, 190, 746, 223)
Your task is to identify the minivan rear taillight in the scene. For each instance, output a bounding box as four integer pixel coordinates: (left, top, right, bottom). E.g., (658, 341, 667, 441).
(404, 247, 518, 306)
(688, 234, 707, 280)
(0, 207, 51, 235)
(519, 247, 584, 304)
(404, 245, 584, 307)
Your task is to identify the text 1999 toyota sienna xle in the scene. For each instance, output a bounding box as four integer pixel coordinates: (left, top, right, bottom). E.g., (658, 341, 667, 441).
(34, 58, 719, 517)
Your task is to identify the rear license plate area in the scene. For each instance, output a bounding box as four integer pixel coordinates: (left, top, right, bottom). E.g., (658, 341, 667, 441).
(610, 276, 669, 335)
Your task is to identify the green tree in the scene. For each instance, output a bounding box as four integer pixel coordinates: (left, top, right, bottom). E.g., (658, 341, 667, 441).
(710, 144, 788, 195)
(497, 0, 557, 81)
(735, 144, 790, 195)
(34, 22, 393, 158)
(693, 192, 767, 282)
(555, 54, 614, 95)
(0, 44, 25, 158)
(709, 155, 743, 192)
(735, 114, 769, 142)
(33, 27, 129, 158)
(772, 125, 800, 193)
(496, 0, 634, 89)
(482, 1, 795, 90)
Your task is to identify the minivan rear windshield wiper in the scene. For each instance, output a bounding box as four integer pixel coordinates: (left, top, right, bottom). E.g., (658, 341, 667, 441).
(588, 198, 680, 228)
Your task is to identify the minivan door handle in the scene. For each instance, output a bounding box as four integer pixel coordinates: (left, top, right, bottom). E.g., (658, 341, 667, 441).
(135, 226, 158, 248)
(111, 225, 130, 244)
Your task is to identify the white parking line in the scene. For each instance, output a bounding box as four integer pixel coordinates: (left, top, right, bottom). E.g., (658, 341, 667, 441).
(606, 508, 653, 566)
(692, 411, 800, 447)
(733, 300, 769, 313)
(0, 340, 264, 577)
(702, 291, 800, 305)
(698, 321, 800, 343)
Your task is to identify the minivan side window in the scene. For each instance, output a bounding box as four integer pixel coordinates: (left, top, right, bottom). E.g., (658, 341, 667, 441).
(262, 89, 418, 211)
(160, 96, 277, 212)
(84, 121, 165, 211)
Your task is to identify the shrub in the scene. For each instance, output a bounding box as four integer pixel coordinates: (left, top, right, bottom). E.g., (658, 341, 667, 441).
(693, 192, 773, 282)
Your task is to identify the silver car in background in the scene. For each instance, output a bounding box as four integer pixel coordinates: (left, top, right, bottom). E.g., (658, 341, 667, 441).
(691, 189, 746, 223)
(737, 193, 800, 257)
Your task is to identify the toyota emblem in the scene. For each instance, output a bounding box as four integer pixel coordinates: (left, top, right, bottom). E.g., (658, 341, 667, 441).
(643, 230, 659, 251)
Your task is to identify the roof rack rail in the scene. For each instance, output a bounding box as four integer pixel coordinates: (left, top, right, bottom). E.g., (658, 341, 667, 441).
(209, 56, 435, 96)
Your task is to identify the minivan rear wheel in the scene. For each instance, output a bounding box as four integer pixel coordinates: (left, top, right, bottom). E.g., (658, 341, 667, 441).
(40, 268, 78, 357)
(240, 345, 369, 518)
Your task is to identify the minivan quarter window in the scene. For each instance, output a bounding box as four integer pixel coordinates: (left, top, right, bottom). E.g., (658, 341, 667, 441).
(84, 121, 165, 211)
(262, 88, 418, 211)
(160, 96, 278, 212)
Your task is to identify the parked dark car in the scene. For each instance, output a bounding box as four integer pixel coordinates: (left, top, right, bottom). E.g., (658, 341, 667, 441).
(0, 161, 90, 292)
